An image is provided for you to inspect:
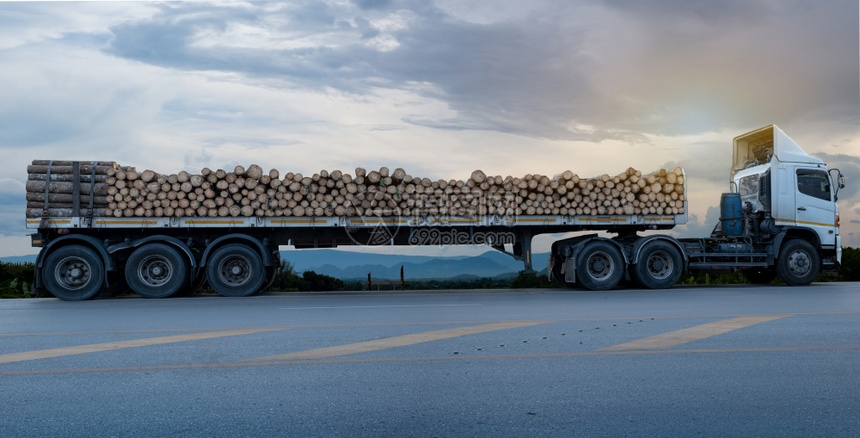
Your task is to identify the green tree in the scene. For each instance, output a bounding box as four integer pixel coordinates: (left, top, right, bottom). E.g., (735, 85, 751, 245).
(302, 271, 344, 291)
(0, 262, 34, 298)
(837, 247, 860, 281)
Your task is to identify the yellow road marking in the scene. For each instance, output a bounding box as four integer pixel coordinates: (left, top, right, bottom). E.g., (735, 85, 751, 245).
(599, 315, 788, 352)
(4, 344, 860, 376)
(249, 320, 552, 362)
(0, 328, 284, 365)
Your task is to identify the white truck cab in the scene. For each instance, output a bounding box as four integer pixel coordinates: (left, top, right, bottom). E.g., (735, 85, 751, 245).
(732, 124, 842, 267)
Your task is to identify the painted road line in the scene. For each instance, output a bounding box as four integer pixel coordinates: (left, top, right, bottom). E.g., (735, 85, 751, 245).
(5, 344, 860, 376)
(278, 304, 484, 310)
(0, 328, 286, 365)
(599, 315, 789, 352)
(249, 320, 552, 362)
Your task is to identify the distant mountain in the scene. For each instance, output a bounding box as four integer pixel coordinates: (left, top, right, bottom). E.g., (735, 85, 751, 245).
(281, 249, 550, 280)
(281, 249, 446, 273)
(0, 255, 37, 264)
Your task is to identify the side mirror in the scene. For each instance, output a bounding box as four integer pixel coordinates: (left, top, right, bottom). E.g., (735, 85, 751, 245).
(829, 168, 845, 200)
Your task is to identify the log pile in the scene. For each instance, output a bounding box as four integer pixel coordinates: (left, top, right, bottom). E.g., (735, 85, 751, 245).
(25, 160, 116, 218)
(27, 160, 686, 218)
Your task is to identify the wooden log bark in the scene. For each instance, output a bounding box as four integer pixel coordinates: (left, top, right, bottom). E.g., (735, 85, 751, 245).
(31, 160, 117, 167)
(28, 174, 108, 183)
(26, 193, 109, 204)
(27, 208, 107, 218)
(29, 160, 686, 219)
(27, 164, 117, 175)
(26, 181, 109, 196)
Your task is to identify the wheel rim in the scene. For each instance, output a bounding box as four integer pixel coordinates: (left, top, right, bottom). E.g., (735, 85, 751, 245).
(646, 250, 674, 280)
(136, 255, 174, 287)
(54, 256, 92, 290)
(787, 249, 811, 277)
(586, 251, 615, 280)
(217, 255, 252, 286)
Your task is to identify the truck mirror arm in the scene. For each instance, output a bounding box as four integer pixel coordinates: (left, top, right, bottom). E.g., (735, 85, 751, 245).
(828, 168, 845, 200)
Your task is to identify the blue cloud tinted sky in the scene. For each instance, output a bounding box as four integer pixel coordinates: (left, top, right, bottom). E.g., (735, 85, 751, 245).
(0, 0, 857, 256)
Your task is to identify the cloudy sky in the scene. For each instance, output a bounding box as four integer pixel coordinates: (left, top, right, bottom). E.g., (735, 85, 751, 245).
(1, 0, 858, 258)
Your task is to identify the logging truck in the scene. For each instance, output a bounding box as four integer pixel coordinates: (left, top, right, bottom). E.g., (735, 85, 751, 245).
(26, 125, 843, 300)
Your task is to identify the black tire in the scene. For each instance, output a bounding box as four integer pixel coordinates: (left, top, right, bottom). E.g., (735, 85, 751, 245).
(576, 241, 624, 291)
(632, 241, 683, 289)
(742, 268, 777, 284)
(206, 244, 265, 297)
(41, 245, 105, 301)
(776, 239, 819, 286)
(125, 244, 189, 298)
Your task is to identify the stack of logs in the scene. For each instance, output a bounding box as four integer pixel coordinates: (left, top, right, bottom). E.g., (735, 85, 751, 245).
(25, 160, 115, 218)
(26, 160, 686, 218)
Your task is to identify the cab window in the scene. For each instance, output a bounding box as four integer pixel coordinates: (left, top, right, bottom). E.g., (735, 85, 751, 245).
(797, 169, 831, 201)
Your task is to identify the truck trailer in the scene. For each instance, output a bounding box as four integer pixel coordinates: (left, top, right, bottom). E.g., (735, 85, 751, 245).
(26, 125, 843, 300)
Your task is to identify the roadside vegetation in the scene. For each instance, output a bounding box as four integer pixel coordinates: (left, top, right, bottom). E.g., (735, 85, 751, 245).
(3, 248, 859, 298)
(0, 262, 34, 298)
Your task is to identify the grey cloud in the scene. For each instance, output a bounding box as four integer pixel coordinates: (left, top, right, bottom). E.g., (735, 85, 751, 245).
(354, 0, 393, 10)
(817, 153, 860, 204)
(602, 0, 774, 24)
(0, 198, 26, 236)
(99, 1, 858, 141)
(661, 145, 732, 186)
(0, 107, 79, 147)
(672, 205, 720, 238)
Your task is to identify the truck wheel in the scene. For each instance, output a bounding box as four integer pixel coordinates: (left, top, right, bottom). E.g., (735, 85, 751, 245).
(207, 244, 265, 297)
(42, 245, 105, 301)
(776, 239, 819, 286)
(576, 241, 623, 291)
(632, 241, 682, 289)
(125, 244, 188, 298)
(742, 268, 776, 284)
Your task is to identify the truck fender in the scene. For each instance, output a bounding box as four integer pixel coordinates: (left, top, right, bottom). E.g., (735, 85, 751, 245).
(107, 235, 199, 279)
(772, 232, 787, 263)
(772, 229, 821, 264)
(629, 235, 688, 270)
(199, 234, 273, 268)
(34, 234, 115, 292)
(568, 236, 631, 273)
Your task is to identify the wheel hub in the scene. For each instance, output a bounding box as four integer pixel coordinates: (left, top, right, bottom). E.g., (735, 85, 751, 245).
(646, 251, 673, 280)
(587, 252, 614, 280)
(220, 256, 251, 286)
(57, 257, 91, 290)
(138, 255, 173, 287)
(788, 251, 810, 274)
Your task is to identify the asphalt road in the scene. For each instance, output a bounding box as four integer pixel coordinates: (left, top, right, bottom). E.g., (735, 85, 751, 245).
(2, 283, 859, 437)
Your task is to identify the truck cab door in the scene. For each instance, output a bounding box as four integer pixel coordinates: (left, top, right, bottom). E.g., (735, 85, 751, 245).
(794, 168, 837, 245)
